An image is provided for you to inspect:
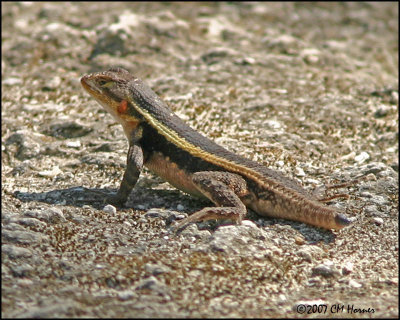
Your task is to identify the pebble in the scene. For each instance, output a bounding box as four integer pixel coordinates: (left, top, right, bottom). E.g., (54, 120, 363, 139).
(342, 261, 354, 275)
(14, 300, 79, 318)
(3, 77, 22, 85)
(123, 221, 132, 227)
(294, 236, 306, 245)
(297, 249, 312, 263)
(65, 140, 81, 148)
(135, 276, 160, 290)
(25, 208, 66, 224)
(17, 278, 34, 287)
(241, 220, 258, 228)
(2, 229, 47, 244)
(4, 223, 25, 232)
(374, 104, 391, 118)
(295, 167, 306, 177)
(11, 263, 34, 277)
(103, 204, 117, 215)
(373, 217, 384, 226)
(1, 3, 397, 319)
(355, 152, 370, 163)
(207, 223, 269, 255)
(312, 262, 340, 277)
(5, 131, 42, 160)
(349, 279, 362, 288)
(264, 119, 283, 130)
(8, 217, 46, 228)
(144, 263, 171, 276)
(117, 290, 136, 301)
(38, 166, 62, 178)
(2, 244, 33, 259)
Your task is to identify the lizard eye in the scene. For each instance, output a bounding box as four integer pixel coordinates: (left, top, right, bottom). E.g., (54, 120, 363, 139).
(98, 80, 115, 88)
(98, 79, 108, 87)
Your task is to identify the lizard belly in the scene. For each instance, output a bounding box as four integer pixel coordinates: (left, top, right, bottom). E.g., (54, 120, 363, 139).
(145, 151, 204, 198)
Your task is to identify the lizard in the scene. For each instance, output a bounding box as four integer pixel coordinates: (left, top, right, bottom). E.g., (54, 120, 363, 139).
(80, 67, 352, 230)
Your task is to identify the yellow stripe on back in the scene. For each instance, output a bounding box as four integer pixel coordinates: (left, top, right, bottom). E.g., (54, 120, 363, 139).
(128, 98, 287, 194)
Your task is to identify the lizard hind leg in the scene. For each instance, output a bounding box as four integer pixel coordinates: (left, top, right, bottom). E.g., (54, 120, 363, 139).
(174, 171, 249, 230)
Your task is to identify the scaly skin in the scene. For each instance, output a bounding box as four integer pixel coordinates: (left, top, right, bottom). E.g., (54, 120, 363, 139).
(80, 67, 352, 230)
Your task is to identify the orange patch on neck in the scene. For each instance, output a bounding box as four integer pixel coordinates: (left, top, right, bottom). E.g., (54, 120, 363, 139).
(118, 100, 128, 114)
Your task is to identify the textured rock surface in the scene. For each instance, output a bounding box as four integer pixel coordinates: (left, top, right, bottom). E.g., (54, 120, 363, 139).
(2, 2, 398, 318)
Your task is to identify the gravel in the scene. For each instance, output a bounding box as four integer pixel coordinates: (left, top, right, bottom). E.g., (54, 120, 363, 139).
(2, 2, 398, 318)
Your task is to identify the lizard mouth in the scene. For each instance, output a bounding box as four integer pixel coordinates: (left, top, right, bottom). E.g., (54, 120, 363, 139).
(81, 74, 119, 119)
(80, 75, 116, 109)
(80, 75, 102, 95)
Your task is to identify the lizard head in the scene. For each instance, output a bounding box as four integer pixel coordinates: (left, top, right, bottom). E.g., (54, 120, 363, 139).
(81, 67, 143, 138)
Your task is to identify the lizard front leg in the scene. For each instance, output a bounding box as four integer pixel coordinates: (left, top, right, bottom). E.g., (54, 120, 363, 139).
(107, 142, 143, 205)
(174, 171, 250, 230)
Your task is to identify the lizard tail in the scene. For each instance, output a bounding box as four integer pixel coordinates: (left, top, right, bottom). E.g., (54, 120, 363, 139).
(334, 213, 353, 228)
(300, 203, 353, 230)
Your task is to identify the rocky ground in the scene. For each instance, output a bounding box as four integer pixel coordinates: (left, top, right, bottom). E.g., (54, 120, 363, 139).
(2, 2, 398, 318)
